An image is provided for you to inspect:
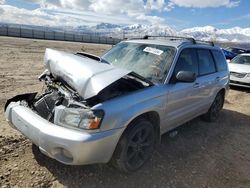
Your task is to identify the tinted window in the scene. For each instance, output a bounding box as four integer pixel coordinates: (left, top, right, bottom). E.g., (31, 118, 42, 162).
(212, 50, 228, 71)
(231, 55, 250, 65)
(227, 47, 246, 54)
(197, 49, 216, 75)
(174, 48, 198, 75)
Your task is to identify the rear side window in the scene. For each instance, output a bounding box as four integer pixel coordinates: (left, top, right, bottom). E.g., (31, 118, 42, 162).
(197, 49, 216, 75)
(211, 50, 228, 71)
(174, 48, 198, 75)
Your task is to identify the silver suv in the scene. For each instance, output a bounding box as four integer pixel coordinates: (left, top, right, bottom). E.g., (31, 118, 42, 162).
(5, 36, 229, 173)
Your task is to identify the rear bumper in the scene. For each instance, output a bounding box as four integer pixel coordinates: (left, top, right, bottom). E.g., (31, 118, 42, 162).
(5, 102, 124, 165)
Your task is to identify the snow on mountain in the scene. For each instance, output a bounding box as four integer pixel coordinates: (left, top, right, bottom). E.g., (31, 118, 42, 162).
(72, 23, 176, 38)
(123, 24, 176, 38)
(217, 27, 250, 36)
(181, 26, 217, 34)
(95, 23, 122, 30)
(73, 23, 250, 42)
(123, 23, 145, 30)
(180, 26, 250, 42)
(1, 22, 249, 42)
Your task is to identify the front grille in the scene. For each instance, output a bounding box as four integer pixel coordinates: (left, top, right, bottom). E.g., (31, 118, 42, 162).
(230, 80, 250, 87)
(230, 72, 247, 78)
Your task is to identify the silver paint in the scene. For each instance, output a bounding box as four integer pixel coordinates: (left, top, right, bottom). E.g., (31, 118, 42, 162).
(44, 48, 131, 99)
(5, 39, 229, 165)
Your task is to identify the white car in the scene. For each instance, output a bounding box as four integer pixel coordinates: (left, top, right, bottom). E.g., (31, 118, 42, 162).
(228, 54, 250, 88)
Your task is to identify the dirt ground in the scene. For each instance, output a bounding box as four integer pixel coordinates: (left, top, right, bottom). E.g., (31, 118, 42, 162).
(0, 37, 250, 188)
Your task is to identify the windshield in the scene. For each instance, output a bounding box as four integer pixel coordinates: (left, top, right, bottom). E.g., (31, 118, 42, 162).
(231, 55, 250, 65)
(102, 42, 176, 83)
(226, 47, 245, 54)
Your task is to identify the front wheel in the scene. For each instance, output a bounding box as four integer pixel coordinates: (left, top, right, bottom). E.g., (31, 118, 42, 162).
(111, 119, 155, 173)
(202, 92, 224, 122)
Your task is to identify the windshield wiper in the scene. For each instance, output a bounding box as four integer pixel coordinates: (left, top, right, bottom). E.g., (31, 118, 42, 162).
(100, 58, 111, 64)
(129, 72, 154, 86)
(75, 52, 111, 64)
(75, 52, 100, 61)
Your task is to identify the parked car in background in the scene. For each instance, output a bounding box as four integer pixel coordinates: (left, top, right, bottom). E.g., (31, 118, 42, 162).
(5, 36, 229, 173)
(228, 54, 250, 88)
(222, 48, 238, 62)
(226, 47, 250, 54)
(222, 47, 250, 62)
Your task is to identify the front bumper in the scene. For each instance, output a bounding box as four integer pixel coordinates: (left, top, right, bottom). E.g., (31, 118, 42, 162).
(5, 102, 124, 165)
(230, 75, 250, 88)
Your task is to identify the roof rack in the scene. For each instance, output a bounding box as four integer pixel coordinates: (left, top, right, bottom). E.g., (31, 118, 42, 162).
(195, 39, 214, 46)
(143, 35, 196, 44)
(140, 35, 214, 46)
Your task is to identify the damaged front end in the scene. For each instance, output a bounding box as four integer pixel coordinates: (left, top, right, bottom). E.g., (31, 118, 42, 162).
(5, 48, 152, 131)
(4, 48, 153, 165)
(4, 88, 123, 164)
(5, 90, 104, 132)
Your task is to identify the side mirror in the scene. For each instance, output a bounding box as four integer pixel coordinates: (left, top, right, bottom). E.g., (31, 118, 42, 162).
(176, 71, 196, 83)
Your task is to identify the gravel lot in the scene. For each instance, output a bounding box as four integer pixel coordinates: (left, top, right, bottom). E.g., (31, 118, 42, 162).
(0, 37, 250, 188)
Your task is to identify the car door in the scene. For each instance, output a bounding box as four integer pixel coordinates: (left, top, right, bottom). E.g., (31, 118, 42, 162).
(196, 48, 219, 110)
(166, 48, 202, 130)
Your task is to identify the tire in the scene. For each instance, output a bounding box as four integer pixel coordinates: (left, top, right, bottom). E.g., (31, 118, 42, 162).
(202, 92, 224, 122)
(111, 118, 155, 173)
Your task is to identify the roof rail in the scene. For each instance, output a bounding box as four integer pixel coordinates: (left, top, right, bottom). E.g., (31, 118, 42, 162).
(141, 35, 215, 46)
(195, 39, 215, 46)
(143, 35, 196, 44)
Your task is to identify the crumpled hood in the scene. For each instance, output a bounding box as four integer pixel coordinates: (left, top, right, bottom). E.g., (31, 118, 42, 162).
(44, 48, 131, 99)
(228, 63, 250, 74)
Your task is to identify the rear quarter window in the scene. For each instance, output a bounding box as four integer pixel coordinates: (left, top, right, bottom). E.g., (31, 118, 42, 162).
(212, 50, 228, 71)
(197, 49, 216, 75)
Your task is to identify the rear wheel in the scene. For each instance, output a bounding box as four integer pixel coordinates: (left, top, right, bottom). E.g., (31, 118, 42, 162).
(202, 92, 224, 122)
(111, 119, 155, 173)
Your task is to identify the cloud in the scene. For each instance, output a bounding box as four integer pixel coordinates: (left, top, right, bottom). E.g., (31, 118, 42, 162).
(24, 0, 43, 2)
(230, 13, 250, 22)
(41, 0, 92, 10)
(164, 2, 175, 11)
(90, 0, 144, 14)
(145, 0, 165, 11)
(0, 0, 168, 26)
(0, 5, 58, 26)
(24, 0, 145, 12)
(0, 3, 164, 27)
(169, 0, 240, 8)
(0, 0, 241, 29)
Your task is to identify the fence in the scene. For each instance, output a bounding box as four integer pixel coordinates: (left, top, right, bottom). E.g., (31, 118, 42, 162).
(0, 24, 122, 45)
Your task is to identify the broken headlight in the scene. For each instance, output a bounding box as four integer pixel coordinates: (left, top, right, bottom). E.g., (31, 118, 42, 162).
(54, 106, 104, 130)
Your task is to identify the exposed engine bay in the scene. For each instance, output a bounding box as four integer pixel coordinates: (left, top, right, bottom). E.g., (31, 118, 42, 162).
(5, 49, 152, 129)
(32, 71, 150, 122)
(6, 69, 151, 126)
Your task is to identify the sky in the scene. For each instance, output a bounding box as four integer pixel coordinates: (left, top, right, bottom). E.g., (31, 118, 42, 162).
(0, 0, 249, 31)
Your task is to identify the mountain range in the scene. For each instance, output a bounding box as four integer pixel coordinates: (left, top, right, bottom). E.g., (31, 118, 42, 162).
(73, 23, 177, 39)
(74, 23, 250, 42)
(180, 26, 250, 42)
(1, 22, 250, 42)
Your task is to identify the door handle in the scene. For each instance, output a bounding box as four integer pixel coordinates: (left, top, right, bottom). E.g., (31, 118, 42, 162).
(193, 83, 200, 88)
(215, 77, 220, 82)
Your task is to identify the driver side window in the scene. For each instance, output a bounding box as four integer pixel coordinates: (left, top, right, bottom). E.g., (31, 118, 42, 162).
(174, 48, 198, 76)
